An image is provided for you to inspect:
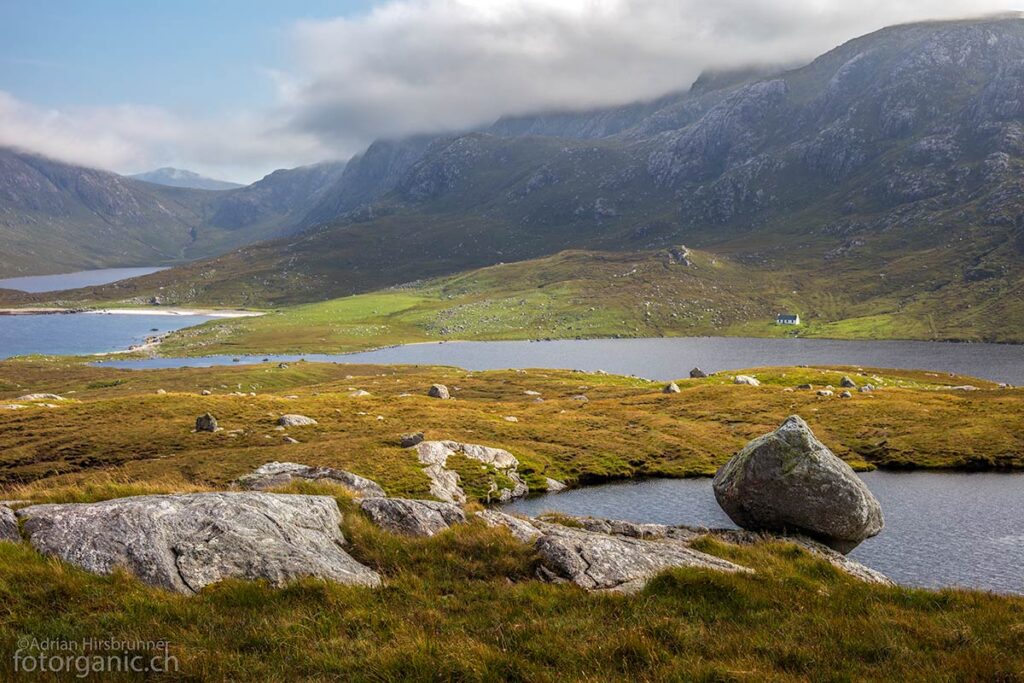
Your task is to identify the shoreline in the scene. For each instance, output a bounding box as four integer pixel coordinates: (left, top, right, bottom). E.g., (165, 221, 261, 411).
(0, 306, 264, 318)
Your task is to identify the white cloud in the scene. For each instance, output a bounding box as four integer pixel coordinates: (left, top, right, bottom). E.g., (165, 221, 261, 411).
(0, 1, 1013, 180)
(285, 0, 1011, 149)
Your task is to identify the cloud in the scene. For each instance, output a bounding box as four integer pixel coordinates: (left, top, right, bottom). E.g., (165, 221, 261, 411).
(0, 91, 325, 183)
(285, 0, 1011, 149)
(0, 1, 1013, 180)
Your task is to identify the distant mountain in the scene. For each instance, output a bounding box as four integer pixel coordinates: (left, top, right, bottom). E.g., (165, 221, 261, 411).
(70, 15, 1023, 343)
(130, 167, 243, 191)
(0, 148, 345, 277)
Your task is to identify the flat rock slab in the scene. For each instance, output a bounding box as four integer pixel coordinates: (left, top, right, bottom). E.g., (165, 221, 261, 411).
(238, 462, 386, 498)
(476, 510, 543, 543)
(360, 497, 466, 537)
(278, 414, 318, 427)
(0, 506, 18, 542)
(17, 493, 381, 593)
(533, 522, 750, 593)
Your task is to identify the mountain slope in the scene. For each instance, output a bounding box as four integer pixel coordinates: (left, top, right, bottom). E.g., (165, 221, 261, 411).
(130, 167, 243, 191)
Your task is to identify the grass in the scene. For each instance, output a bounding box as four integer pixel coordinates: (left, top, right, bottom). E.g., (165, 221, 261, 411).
(0, 493, 1022, 681)
(1, 360, 1023, 679)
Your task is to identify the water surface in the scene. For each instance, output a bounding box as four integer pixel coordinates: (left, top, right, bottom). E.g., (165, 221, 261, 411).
(0, 313, 213, 358)
(504, 472, 1024, 594)
(100, 337, 1024, 384)
(0, 267, 167, 293)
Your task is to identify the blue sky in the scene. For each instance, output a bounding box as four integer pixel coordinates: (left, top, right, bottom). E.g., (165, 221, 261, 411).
(0, 1, 1016, 182)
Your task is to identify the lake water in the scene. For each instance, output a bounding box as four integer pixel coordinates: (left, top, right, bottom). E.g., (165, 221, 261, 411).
(0, 313, 214, 358)
(99, 337, 1024, 384)
(0, 267, 167, 293)
(503, 472, 1024, 594)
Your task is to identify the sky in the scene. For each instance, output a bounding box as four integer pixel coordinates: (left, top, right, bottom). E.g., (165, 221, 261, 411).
(0, 0, 1019, 183)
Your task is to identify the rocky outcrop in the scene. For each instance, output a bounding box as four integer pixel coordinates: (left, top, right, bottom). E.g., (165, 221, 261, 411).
(16, 493, 381, 593)
(0, 506, 19, 542)
(237, 462, 386, 498)
(690, 368, 708, 378)
(476, 510, 543, 543)
(427, 384, 451, 399)
(545, 477, 567, 493)
(411, 440, 528, 503)
(733, 375, 760, 386)
(532, 521, 749, 593)
(278, 414, 317, 427)
(400, 432, 425, 448)
(16, 393, 65, 402)
(663, 382, 681, 394)
(712, 415, 884, 553)
(195, 413, 219, 432)
(360, 497, 466, 537)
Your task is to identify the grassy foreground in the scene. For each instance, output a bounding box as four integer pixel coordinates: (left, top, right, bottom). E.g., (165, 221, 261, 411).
(1, 360, 1023, 680)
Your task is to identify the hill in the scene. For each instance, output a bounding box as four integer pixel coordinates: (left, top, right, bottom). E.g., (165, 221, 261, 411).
(129, 167, 244, 190)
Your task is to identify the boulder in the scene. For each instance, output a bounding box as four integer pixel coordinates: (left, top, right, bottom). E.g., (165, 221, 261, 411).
(16, 393, 65, 402)
(427, 384, 451, 399)
(545, 477, 567, 492)
(689, 368, 708, 379)
(712, 416, 884, 553)
(859, 384, 875, 393)
(839, 391, 853, 399)
(349, 390, 372, 397)
(533, 522, 749, 592)
(400, 432, 425, 448)
(796, 384, 813, 390)
(840, 376, 857, 389)
(475, 510, 542, 543)
(359, 497, 465, 537)
(817, 389, 834, 397)
(17, 493, 381, 593)
(237, 462, 386, 498)
(195, 413, 219, 432)
(663, 382, 681, 394)
(733, 375, 760, 386)
(0, 506, 19, 542)
(278, 414, 317, 427)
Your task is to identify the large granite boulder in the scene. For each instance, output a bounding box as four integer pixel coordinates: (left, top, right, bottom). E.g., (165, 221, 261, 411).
(16, 493, 381, 593)
(712, 415, 883, 553)
(427, 384, 451, 399)
(0, 506, 19, 542)
(195, 413, 219, 432)
(237, 462, 386, 498)
(278, 414, 318, 427)
(359, 497, 466, 537)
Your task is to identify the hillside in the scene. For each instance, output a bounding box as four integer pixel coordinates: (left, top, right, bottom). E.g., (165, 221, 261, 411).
(52, 17, 1022, 331)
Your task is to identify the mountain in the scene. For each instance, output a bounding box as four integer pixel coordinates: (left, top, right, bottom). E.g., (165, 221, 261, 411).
(0, 149, 346, 277)
(130, 167, 243, 191)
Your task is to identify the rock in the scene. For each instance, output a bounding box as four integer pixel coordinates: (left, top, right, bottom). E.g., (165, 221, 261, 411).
(950, 385, 978, 391)
(840, 376, 857, 389)
(733, 375, 760, 386)
(839, 390, 853, 399)
(689, 368, 707, 378)
(427, 384, 450, 399)
(796, 384, 813, 390)
(359, 498, 465, 537)
(663, 382, 681, 394)
(0, 506, 19, 542)
(195, 413, 219, 432)
(349, 390, 372, 397)
(523, 390, 541, 396)
(277, 362, 289, 369)
(570, 394, 589, 402)
(859, 384, 875, 393)
(412, 440, 528, 503)
(16, 393, 65, 402)
(17, 493, 381, 593)
(712, 415, 884, 553)
(400, 432, 425, 448)
(475, 510, 542, 543)
(502, 416, 519, 423)
(238, 462, 386, 498)
(533, 522, 749, 592)
(278, 414, 318, 427)
(817, 389, 834, 397)
(545, 477, 567, 492)
(283, 436, 300, 444)
(200, 389, 212, 396)
(156, 389, 167, 395)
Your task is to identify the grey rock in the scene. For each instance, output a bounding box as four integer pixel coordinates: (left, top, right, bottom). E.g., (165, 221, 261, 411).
(195, 413, 218, 432)
(533, 522, 749, 592)
(400, 432, 425, 448)
(545, 477, 567, 492)
(282, 436, 300, 444)
(796, 383, 813, 390)
(840, 376, 857, 389)
(278, 414, 317, 427)
(17, 493, 381, 593)
(689, 368, 708, 379)
(839, 390, 853, 399)
(16, 393, 65, 402)
(427, 384, 451, 399)
(817, 389, 834, 397)
(349, 390, 372, 397)
(0, 506, 19, 542)
(859, 384, 875, 393)
(663, 382, 681, 394)
(412, 440, 528, 503)
(570, 394, 589, 402)
(359, 497, 465, 537)
(238, 462, 386, 498)
(733, 375, 760, 386)
(712, 415, 883, 553)
(475, 510, 542, 543)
